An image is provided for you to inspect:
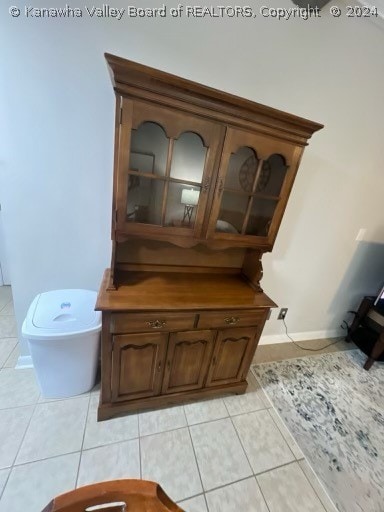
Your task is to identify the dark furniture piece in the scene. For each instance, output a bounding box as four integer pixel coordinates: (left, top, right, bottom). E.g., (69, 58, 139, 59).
(347, 296, 384, 370)
(42, 479, 183, 512)
(96, 53, 323, 420)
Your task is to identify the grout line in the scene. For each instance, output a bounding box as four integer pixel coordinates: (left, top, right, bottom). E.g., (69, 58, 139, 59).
(296, 460, 334, 512)
(10, 400, 39, 468)
(227, 415, 254, 475)
(10, 449, 82, 470)
(66, 435, 140, 454)
(137, 413, 142, 479)
(75, 392, 92, 487)
(253, 476, 272, 512)
(267, 408, 303, 460)
(227, 413, 302, 482)
(186, 418, 205, 498)
(204, 474, 267, 499)
(137, 404, 265, 437)
(254, 459, 298, 478)
(265, 409, 297, 461)
(178, 491, 208, 507)
(0, 298, 12, 315)
(2, 343, 19, 370)
(202, 492, 209, 511)
(0, 468, 12, 502)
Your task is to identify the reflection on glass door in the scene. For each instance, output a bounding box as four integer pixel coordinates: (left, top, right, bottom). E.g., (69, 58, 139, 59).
(126, 123, 208, 230)
(215, 146, 287, 237)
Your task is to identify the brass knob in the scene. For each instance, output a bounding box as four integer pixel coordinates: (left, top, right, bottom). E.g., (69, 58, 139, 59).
(224, 316, 240, 325)
(147, 320, 166, 329)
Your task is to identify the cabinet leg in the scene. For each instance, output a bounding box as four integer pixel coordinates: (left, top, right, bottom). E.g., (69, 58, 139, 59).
(363, 332, 384, 371)
(363, 357, 375, 371)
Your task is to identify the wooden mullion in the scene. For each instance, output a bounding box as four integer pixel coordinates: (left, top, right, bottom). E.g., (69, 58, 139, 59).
(252, 193, 280, 201)
(127, 170, 163, 181)
(168, 176, 201, 187)
(241, 159, 264, 234)
(160, 138, 174, 226)
(127, 170, 202, 189)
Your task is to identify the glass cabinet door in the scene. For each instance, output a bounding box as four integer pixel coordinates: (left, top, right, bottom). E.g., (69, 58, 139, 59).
(116, 99, 224, 238)
(208, 127, 298, 244)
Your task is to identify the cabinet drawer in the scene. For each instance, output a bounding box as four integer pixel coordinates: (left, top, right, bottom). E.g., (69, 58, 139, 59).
(111, 312, 195, 333)
(198, 309, 266, 329)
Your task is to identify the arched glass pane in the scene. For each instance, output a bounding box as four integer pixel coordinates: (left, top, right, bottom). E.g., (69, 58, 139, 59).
(245, 198, 278, 236)
(126, 177, 164, 225)
(217, 192, 248, 234)
(129, 122, 168, 177)
(259, 154, 287, 196)
(164, 183, 201, 228)
(170, 132, 206, 183)
(226, 147, 259, 193)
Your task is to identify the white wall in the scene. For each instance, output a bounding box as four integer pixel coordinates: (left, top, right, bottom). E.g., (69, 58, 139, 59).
(1, 0, 384, 357)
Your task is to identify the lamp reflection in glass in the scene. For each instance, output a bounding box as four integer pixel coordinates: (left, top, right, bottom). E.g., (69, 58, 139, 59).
(181, 188, 200, 225)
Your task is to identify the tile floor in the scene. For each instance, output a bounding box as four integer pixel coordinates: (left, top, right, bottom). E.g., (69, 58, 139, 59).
(0, 285, 339, 512)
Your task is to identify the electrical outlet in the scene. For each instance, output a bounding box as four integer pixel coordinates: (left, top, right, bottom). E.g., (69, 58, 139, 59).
(278, 308, 288, 320)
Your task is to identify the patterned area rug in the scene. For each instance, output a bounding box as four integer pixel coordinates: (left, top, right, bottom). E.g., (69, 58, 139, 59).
(252, 350, 384, 512)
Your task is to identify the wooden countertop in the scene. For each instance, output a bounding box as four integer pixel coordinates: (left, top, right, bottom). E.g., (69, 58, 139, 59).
(96, 269, 277, 311)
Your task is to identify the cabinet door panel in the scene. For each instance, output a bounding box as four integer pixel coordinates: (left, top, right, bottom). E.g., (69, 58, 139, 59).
(112, 332, 167, 402)
(207, 127, 302, 245)
(206, 327, 259, 387)
(162, 330, 215, 394)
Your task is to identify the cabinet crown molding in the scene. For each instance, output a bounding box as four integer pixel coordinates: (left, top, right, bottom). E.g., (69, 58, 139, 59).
(105, 52, 323, 146)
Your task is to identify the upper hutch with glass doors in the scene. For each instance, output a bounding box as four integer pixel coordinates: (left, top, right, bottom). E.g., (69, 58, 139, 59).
(105, 53, 323, 289)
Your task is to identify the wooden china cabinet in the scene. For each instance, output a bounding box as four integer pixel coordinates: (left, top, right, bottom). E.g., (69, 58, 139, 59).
(96, 53, 323, 420)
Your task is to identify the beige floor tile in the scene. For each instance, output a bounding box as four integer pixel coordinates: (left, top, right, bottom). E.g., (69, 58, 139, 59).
(178, 494, 208, 512)
(268, 408, 304, 460)
(0, 302, 14, 316)
(16, 396, 89, 464)
(0, 287, 12, 311)
(257, 462, 326, 512)
(206, 477, 269, 512)
(83, 394, 138, 449)
(0, 469, 10, 497)
(0, 452, 79, 512)
(0, 369, 40, 409)
(77, 439, 140, 487)
(0, 316, 17, 338)
(139, 405, 187, 436)
(141, 427, 202, 502)
(184, 398, 228, 425)
(224, 372, 266, 416)
(298, 459, 338, 512)
(0, 406, 34, 469)
(0, 339, 17, 368)
(190, 418, 252, 491)
(3, 343, 19, 368)
(232, 410, 295, 474)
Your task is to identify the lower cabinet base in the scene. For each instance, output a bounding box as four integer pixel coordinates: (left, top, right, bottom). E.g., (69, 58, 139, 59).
(97, 380, 248, 421)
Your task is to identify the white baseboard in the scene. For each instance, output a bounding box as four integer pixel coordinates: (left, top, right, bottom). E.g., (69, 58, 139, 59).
(259, 329, 344, 345)
(16, 355, 34, 369)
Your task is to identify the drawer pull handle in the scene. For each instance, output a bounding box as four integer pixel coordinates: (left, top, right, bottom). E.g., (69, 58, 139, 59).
(147, 320, 166, 329)
(224, 316, 240, 325)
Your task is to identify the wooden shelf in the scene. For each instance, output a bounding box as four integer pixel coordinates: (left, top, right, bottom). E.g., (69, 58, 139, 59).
(96, 269, 277, 311)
